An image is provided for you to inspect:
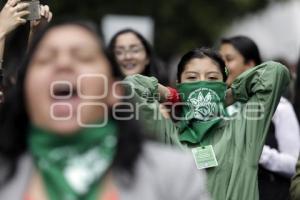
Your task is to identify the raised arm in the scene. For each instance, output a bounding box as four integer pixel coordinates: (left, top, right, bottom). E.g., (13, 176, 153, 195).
(0, 0, 29, 65)
(124, 74, 181, 146)
(230, 61, 290, 160)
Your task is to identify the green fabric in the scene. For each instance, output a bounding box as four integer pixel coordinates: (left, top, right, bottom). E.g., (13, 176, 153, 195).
(28, 120, 118, 200)
(290, 157, 300, 200)
(126, 61, 290, 200)
(124, 74, 181, 146)
(176, 81, 227, 144)
(195, 61, 289, 200)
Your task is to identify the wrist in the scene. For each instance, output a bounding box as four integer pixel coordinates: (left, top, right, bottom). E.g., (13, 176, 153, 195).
(166, 87, 180, 104)
(158, 84, 169, 102)
(0, 30, 6, 40)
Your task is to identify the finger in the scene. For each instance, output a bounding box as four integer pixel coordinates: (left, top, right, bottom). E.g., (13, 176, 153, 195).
(6, 0, 20, 7)
(39, 5, 45, 16)
(13, 2, 30, 12)
(16, 10, 30, 18)
(43, 5, 50, 13)
(47, 12, 53, 22)
(17, 17, 27, 25)
(43, 5, 50, 19)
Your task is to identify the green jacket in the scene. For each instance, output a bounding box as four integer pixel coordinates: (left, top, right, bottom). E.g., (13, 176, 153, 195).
(125, 61, 290, 200)
(291, 158, 300, 200)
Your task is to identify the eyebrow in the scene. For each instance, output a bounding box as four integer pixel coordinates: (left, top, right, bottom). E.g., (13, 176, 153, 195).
(184, 71, 221, 74)
(39, 43, 99, 51)
(183, 71, 199, 74)
(115, 44, 143, 49)
(206, 71, 222, 75)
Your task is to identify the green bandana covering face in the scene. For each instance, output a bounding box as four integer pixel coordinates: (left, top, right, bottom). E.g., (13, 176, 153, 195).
(176, 81, 227, 144)
(28, 120, 118, 200)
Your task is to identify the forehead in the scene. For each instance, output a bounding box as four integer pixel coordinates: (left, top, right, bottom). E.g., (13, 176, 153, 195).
(220, 43, 240, 56)
(115, 32, 142, 46)
(183, 57, 221, 73)
(38, 25, 101, 50)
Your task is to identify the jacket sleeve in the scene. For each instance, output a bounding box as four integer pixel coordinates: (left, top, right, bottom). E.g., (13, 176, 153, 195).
(124, 74, 181, 146)
(230, 61, 290, 161)
(259, 145, 297, 178)
(272, 97, 300, 158)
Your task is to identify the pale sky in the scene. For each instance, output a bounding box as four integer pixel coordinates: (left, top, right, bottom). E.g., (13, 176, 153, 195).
(224, 0, 300, 64)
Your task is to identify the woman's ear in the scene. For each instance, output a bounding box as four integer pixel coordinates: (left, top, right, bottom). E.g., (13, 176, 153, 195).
(245, 60, 256, 69)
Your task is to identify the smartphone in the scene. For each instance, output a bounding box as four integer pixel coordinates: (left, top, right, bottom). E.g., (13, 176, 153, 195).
(23, 0, 41, 21)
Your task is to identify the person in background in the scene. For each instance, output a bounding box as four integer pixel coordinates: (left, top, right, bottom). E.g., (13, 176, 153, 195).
(108, 28, 170, 119)
(219, 35, 300, 200)
(0, 19, 209, 200)
(0, 0, 52, 103)
(107, 28, 168, 84)
(273, 58, 296, 103)
(293, 54, 300, 121)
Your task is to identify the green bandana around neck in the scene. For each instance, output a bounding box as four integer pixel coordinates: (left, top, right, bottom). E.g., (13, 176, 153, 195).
(28, 119, 118, 200)
(176, 81, 227, 145)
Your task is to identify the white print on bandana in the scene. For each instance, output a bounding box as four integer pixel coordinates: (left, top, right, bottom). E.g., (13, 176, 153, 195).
(187, 88, 220, 121)
(63, 147, 109, 194)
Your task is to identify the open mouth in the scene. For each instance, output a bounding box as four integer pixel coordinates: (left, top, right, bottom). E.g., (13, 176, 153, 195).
(50, 82, 80, 119)
(51, 82, 78, 100)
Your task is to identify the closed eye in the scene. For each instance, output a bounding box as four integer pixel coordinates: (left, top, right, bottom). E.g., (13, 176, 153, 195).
(187, 76, 197, 80)
(208, 76, 219, 81)
(225, 56, 234, 62)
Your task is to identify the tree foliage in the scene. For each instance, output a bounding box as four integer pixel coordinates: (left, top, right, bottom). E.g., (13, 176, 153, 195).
(2, 0, 287, 59)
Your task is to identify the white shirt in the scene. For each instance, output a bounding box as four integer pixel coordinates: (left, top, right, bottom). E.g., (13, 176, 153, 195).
(259, 97, 300, 178)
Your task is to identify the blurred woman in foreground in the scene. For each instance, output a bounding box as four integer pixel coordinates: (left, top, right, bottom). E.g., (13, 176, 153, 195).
(0, 19, 209, 200)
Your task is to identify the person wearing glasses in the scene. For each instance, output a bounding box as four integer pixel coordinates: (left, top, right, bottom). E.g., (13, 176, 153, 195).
(108, 29, 171, 121)
(107, 29, 167, 85)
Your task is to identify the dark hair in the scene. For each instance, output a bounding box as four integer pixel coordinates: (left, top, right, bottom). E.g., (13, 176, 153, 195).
(177, 47, 227, 82)
(107, 28, 168, 84)
(0, 19, 143, 185)
(221, 35, 262, 65)
(294, 54, 300, 120)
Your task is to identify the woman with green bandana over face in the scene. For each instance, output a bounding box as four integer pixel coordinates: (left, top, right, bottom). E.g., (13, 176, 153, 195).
(0, 20, 210, 200)
(125, 47, 290, 200)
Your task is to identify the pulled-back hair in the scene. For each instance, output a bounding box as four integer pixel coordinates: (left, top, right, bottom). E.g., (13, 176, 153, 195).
(177, 47, 227, 82)
(221, 35, 262, 66)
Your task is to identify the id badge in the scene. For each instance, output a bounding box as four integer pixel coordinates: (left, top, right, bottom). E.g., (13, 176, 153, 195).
(192, 145, 218, 169)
